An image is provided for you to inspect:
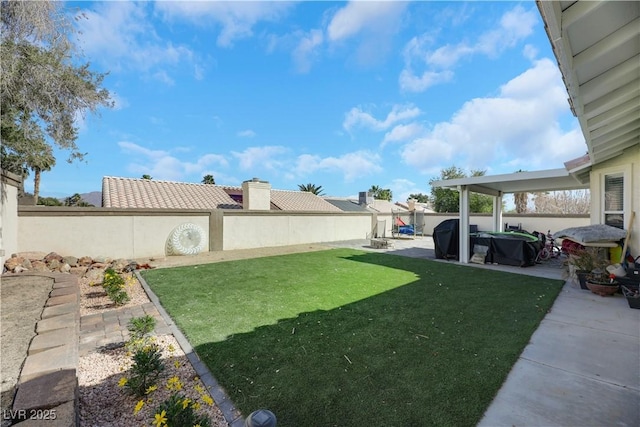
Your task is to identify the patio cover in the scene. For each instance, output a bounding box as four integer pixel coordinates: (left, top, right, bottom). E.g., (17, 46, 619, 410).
(431, 168, 588, 263)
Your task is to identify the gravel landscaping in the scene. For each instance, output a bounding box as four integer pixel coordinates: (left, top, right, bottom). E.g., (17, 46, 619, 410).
(77, 270, 228, 427)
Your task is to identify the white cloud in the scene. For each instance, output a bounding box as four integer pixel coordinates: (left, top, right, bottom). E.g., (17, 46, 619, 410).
(400, 5, 539, 93)
(326, 1, 407, 67)
(387, 178, 430, 204)
(155, 1, 293, 48)
(399, 58, 585, 173)
(292, 29, 324, 73)
(75, 2, 200, 83)
(295, 151, 383, 182)
(237, 130, 257, 138)
(327, 1, 406, 42)
(231, 146, 288, 172)
(118, 141, 228, 181)
(382, 123, 426, 147)
(344, 104, 422, 133)
(398, 69, 454, 93)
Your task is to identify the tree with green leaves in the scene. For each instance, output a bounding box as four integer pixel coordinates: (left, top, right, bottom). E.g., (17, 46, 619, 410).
(1, 0, 112, 193)
(368, 185, 392, 201)
(429, 166, 493, 213)
(38, 196, 62, 206)
(64, 193, 93, 207)
(409, 193, 429, 203)
(202, 174, 216, 185)
(141, 174, 152, 180)
(298, 183, 325, 196)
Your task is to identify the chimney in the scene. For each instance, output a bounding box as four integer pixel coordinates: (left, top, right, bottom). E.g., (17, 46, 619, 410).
(359, 191, 374, 206)
(242, 178, 271, 210)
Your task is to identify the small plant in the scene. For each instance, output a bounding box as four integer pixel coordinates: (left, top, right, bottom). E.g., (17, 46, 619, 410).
(123, 343, 165, 397)
(103, 268, 130, 306)
(569, 247, 613, 272)
(146, 376, 214, 427)
(127, 315, 157, 352)
(153, 392, 212, 427)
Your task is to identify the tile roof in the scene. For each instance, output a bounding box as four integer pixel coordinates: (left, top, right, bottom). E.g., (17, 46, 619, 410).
(271, 190, 342, 212)
(102, 176, 342, 212)
(102, 176, 242, 209)
(324, 197, 370, 212)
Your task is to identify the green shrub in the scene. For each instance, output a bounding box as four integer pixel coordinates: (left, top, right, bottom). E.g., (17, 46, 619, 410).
(154, 392, 211, 427)
(102, 268, 130, 306)
(126, 315, 157, 352)
(124, 343, 165, 397)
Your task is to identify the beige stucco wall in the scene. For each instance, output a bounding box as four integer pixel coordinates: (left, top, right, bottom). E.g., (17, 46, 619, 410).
(18, 207, 211, 259)
(1, 172, 21, 266)
(220, 211, 372, 250)
(590, 145, 639, 257)
(422, 213, 590, 236)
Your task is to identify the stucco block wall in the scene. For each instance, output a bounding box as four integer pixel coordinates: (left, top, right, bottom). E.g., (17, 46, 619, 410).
(590, 145, 639, 256)
(422, 214, 590, 236)
(221, 211, 372, 250)
(18, 208, 210, 259)
(1, 172, 21, 266)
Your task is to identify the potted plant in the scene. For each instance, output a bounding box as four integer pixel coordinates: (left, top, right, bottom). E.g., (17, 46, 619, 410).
(567, 248, 600, 290)
(585, 269, 619, 297)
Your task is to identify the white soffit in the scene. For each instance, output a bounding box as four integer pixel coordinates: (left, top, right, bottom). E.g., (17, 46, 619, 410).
(537, 1, 640, 166)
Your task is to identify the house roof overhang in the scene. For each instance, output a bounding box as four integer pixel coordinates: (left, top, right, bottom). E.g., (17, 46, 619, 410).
(431, 168, 589, 196)
(536, 1, 640, 166)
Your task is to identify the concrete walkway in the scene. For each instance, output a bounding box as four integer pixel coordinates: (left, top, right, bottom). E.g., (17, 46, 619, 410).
(478, 283, 640, 427)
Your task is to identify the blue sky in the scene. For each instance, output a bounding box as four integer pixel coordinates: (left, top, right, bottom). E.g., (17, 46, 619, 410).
(34, 0, 587, 202)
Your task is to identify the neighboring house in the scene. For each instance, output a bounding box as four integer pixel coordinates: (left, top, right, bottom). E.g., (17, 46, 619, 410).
(102, 176, 342, 212)
(432, 1, 640, 262)
(323, 196, 410, 215)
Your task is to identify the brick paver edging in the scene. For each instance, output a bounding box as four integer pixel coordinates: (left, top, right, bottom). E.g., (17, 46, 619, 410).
(8, 272, 80, 427)
(134, 271, 245, 427)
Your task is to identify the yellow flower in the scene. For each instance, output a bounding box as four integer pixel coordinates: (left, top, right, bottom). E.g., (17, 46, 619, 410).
(118, 377, 128, 387)
(181, 398, 191, 409)
(194, 384, 205, 394)
(133, 400, 144, 415)
(201, 395, 214, 406)
(145, 385, 158, 394)
(167, 344, 176, 353)
(174, 360, 181, 368)
(152, 410, 167, 427)
(193, 424, 201, 427)
(191, 402, 201, 411)
(166, 376, 182, 391)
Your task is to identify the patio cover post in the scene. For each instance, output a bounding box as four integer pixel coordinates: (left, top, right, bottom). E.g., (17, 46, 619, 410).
(458, 185, 470, 264)
(492, 192, 503, 232)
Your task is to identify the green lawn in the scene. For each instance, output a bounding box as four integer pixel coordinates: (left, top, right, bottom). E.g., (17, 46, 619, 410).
(142, 249, 563, 427)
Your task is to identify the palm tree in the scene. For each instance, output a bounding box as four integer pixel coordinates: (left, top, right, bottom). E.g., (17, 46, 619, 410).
(28, 144, 56, 205)
(368, 185, 392, 201)
(298, 183, 325, 196)
(202, 174, 216, 185)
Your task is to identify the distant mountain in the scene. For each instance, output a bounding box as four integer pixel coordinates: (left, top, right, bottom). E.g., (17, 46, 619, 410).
(58, 191, 102, 207)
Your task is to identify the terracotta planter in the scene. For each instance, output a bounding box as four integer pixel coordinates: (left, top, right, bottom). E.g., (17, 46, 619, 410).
(586, 281, 619, 297)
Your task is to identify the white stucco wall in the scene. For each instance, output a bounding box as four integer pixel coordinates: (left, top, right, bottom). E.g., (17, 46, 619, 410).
(590, 145, 639, 257)
(1, 172, 21, 266)
(221, 211, 372, 250)
(18, 208, 210, 259)
(421, 213, 590, 236)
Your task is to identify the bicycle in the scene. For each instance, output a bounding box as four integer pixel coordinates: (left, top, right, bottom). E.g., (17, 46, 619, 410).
(535, 230, 562, 262)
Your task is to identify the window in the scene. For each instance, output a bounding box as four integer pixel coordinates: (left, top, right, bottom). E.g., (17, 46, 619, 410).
(603, 173, 624, 228)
